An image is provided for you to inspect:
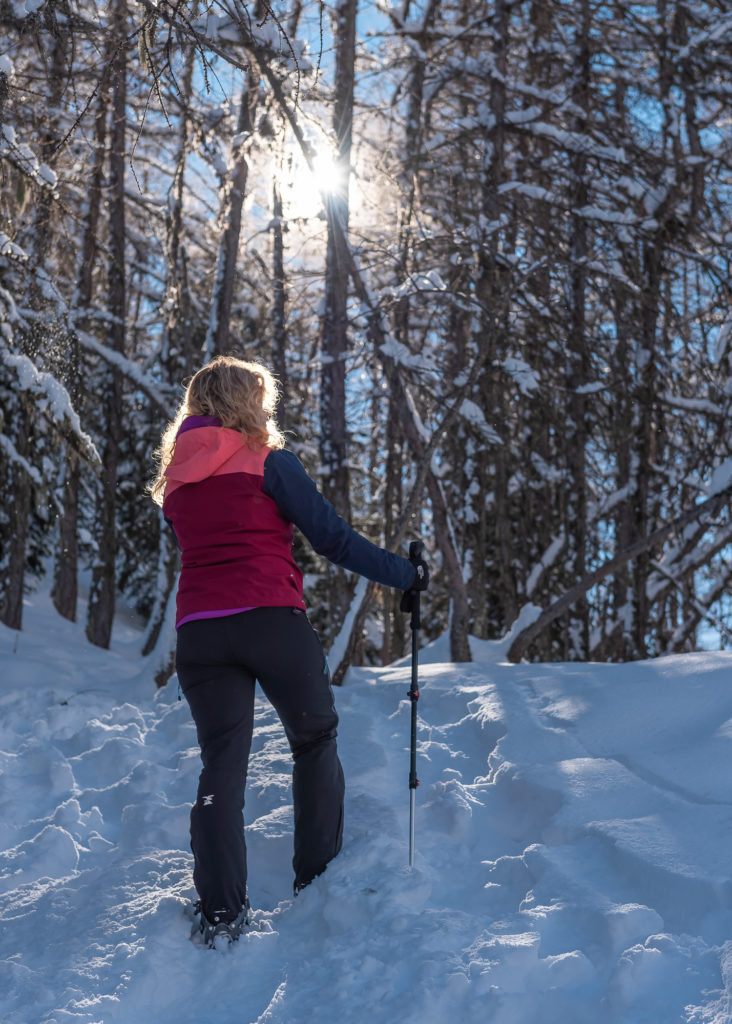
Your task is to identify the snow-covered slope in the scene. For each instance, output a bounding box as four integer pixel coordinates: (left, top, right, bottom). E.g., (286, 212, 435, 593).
(2, 593, 732, 1023)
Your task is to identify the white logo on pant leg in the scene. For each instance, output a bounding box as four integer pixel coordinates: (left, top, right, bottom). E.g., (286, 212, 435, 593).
(202, 794, 214, 806)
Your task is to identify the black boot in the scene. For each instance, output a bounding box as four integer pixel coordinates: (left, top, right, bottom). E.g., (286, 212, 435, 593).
(191, 897, 252, 949)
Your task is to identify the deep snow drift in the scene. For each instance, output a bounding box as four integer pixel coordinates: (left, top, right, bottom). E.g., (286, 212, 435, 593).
(2, 591, 732, 1024)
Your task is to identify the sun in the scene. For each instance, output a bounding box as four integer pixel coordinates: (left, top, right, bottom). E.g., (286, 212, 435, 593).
(281, 146, 351, 220)
(312, 152, 347, 196)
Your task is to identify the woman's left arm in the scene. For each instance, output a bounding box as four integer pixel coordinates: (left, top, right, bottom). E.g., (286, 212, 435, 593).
(262, 449, 417, 592)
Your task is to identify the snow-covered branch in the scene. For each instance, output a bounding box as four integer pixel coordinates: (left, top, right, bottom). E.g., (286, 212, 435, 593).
(77, 333, 175, 420)
(4, 353, 99, 466)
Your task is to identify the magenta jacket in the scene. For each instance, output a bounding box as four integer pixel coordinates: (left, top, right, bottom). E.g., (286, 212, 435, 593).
(163, 417, 417, 628)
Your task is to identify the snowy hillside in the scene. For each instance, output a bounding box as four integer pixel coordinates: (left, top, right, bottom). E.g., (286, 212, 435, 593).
(2, 593, 732, 1024)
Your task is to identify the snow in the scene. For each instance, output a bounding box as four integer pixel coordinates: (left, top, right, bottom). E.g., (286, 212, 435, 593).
(708, 457, 732, 497)
(528, 121, 628, 165)
(714, 313, 732, 365)
(3, 591, 732, 1023)
(0, 233, 27, 261)
(76, 332, 174, 419)
(459, 399, 502, 444)
(11, 0, 44, 16)
(677, 12, 732, 60)
(525, 535, 565, 597)
(37, 163, 58, 188)
(0, 432, 44, 486)
(4, 353, 99, 463)
(498, 181, 557, 203)
(662, 392, 723, 417)
(504, 105, 542, 125)
(573, 204, 636, 225)
(503, 356, 540, 395)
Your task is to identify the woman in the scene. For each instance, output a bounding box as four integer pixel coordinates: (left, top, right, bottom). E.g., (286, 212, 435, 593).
(150, 355, 428, 947)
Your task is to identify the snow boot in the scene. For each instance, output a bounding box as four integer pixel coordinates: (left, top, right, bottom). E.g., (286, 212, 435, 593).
(191, 897, 251, 949)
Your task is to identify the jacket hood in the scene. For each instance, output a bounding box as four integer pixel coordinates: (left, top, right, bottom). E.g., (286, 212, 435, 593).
(165, 421, 268, 487)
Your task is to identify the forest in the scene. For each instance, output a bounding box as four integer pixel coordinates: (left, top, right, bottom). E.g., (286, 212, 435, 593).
(2, 0, 732, 683)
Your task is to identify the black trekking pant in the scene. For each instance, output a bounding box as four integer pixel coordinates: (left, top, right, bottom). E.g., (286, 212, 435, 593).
(175, 607, 345, 922)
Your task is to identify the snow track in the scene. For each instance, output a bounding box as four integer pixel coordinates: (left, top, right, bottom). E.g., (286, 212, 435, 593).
(2, 594, 732, 1022)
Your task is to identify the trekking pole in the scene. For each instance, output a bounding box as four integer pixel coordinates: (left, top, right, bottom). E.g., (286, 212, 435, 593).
(407, 540, 423, 869)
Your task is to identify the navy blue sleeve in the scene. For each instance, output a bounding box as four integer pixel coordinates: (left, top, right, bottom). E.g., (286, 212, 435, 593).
(263, 449, 417, 591)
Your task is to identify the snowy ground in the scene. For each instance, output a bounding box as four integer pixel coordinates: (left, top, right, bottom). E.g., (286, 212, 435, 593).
(2, 592, 732, 1023)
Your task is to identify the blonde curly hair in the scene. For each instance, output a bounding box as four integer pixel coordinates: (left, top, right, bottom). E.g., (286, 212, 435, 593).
(149, 355, 285, 506)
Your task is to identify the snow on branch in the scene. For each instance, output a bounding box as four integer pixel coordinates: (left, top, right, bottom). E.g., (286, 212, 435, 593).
(4, 354, 99, 465)
(191, 7, 312, 72)
(677, 12, 732, 60)
(0, 432, 43, 487)
(0, 232, 28, 262)
(670, 566, 732, 650)
(713, 311, 732, 365)
(387, 268, 448, 304)
(4, 1, 45, 18)
(526, 534, 566, 599)
(77, 332, 175, 419)
(502, 356, 540, 395)
(646, 522, 732, 604)
(572, 204, 637, 225)
(328, 577, 369, 675)
(588, 484, 632, 522)
(646, 519, 732, 621)
(708, 458, 732, 497)
(0, 125, 58, 192)
(497, 181, 558, 204)
(506, 482, 732, 663)
(403, 381, 431, 445)
(136, 0, 314, 87)
(660, 392, 724, 417)
(459, 399, 502, 445)
(525, 121, 628, 165)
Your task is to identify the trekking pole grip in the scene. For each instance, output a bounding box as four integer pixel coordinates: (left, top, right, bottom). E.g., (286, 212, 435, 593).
(408, 539, 424, 563)
(408, 540, 424, 631)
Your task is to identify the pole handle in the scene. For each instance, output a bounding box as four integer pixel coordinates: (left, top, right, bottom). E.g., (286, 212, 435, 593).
(407, 539, 424, 630)
(408, 539, 424, 562)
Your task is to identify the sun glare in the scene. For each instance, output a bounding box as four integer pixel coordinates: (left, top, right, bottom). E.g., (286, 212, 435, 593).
(313, 153, 347, 194)
(282, 147, 352, 220)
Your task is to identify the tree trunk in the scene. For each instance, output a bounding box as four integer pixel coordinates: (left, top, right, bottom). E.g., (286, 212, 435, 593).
(140, 46, 195, 658)
(0, 396, 32, 630)
(605, 284, 634, 659)
(384, 0, 439, 658)
(320, 0, 356, 519)
(52, 449, 81, 622)
(319, 0, 357, 628)
(141, 528, 179, 656)
(271, 177, 289, 431)
(54, 57, 110, 622)
(2, 25, 66, 629)
(86, 0, 127, 649)
(564, 0, 591, 657)
(161, 42, 195, 377)
(479, 0, 517, 632)
(428, 473, 471, 662)
(381, 389, 404, 664)
(204, 73, 257, 358)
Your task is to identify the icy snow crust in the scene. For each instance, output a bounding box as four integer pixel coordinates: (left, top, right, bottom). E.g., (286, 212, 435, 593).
(2, 597, 732, 1022)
